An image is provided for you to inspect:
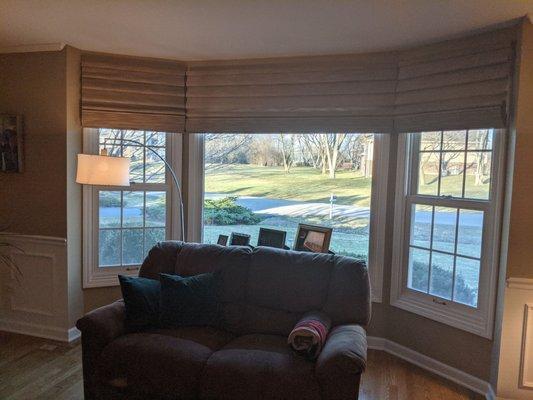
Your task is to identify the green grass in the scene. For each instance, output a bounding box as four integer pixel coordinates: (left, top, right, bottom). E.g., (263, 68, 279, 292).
(205, 164, 372, 207)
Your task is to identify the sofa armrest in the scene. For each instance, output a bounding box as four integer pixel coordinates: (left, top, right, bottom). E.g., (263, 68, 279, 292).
(76, 300, 126, 399)
(315, 324, 367, 400)
(76, 299, 127, 346)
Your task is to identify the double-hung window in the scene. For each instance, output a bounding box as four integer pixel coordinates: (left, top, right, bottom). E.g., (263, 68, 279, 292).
(82, 128, 178, 288)
(391, 129, 504, 337)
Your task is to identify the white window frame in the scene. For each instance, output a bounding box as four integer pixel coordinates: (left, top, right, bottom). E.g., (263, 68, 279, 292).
(82, 128, 182, 288)
(390, 130, 506, 338)
(186, 133, 389, 303)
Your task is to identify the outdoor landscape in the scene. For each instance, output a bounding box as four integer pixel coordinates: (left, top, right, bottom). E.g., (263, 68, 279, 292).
(203, 133, 375, 259)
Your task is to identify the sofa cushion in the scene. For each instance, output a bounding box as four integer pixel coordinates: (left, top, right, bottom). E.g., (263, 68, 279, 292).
(199, 334, 321, 400)
(97, 327, 235, 398)
(159, 273, 220, 328)
(247, 247, 333, 313)
(118, 275, 161, 331)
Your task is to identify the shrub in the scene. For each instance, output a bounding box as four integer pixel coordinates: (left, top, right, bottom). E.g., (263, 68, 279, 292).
(204, 197, 262, 225)
(410, 260, 477, 306)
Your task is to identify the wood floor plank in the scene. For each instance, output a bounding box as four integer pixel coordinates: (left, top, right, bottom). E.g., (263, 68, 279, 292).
(0, 331, 484, 400)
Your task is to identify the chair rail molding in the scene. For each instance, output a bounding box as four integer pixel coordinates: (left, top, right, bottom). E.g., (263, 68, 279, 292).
(0, 233, 79, 342)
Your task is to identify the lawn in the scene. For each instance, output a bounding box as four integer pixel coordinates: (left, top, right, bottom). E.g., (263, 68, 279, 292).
(205, 164, 372, 207)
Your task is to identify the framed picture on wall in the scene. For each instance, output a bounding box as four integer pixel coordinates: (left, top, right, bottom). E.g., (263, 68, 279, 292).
(1, 115, 23, 173)
(293, 223, 332, 253)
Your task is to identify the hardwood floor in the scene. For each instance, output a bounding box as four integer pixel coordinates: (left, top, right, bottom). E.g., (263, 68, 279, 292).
(0, 331, 483, 400)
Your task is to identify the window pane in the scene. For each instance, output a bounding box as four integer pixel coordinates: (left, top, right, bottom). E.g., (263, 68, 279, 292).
(410, 204, 432, 248)
(420, 131, 441, 151)
(467, 129, 492, 150)
(122, 129, 144, 143)
(123, 145, 144, 183)
(432, 207, 457, 253)
(122, 229, 144, 265)
(457, 209, 483, 258)
(99, 229, 121, 266)
(439, 152, 464, 197)
(203, 133, 373, 260)
(146, 191, 166, 227)
(145, 227, 166, 251)
(454, 257, 480, 307)
(429, 252, 454, 300)
(417, 152, 439, 196)
(408, 247, 430, 293)
(464, 152, 491, 200)
(146, 131, 166, 147)
(122, 192, 144, 227)
(145, 147, 166, 183)
(442, 131, 466, 151)
(99, 191, 121, 228)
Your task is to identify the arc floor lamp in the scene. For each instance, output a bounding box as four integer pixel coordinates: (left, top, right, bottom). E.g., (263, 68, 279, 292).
(76, 138, 185, 241)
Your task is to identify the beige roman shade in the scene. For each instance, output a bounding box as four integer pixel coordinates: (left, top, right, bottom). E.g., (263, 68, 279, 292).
(80, 24, 518, 134)
(186, 53, 398, 133)
(394, 26, 517, 132)
(81, 53, 186, 132)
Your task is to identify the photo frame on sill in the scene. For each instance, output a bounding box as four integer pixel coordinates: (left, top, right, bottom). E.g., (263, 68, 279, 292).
(229, 232, 251, 246)
(293, 223, 332, 254)
(257, 227, 287, 249)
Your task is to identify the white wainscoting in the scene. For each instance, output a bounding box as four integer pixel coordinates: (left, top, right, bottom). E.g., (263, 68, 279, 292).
(0, 234, 79, 342)
(495, 278, 533, 399)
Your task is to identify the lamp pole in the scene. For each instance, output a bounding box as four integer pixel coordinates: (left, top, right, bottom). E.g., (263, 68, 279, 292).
(102, 138, 185, 241)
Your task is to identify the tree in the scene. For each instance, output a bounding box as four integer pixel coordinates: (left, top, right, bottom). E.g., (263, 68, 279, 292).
(321, 133, 347, 179)
(277, 134, 295, 173)
(204, 133, 252, 169)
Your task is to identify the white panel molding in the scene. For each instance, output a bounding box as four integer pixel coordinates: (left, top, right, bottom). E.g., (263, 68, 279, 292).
(507, 277, 533, 290)
(520, 303, 533, 389)
(0, 233, 78, 342)
(368, 336, 495, 399)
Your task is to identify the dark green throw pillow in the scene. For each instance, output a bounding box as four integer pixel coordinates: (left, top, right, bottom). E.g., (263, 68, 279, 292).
(159, 273, 220, 328)
(118, 275, 161, 330)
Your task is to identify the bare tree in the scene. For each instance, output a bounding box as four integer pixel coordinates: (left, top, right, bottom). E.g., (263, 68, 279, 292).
(277, 134, 295, 173)
(204, 134, 252, 170)
(321, 133, 347, 179)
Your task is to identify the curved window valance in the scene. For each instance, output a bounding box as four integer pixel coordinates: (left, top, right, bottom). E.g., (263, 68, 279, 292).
(80, 24, 517, 134)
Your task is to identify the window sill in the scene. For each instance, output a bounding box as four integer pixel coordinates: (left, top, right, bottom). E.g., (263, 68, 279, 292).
(390, 289, 492, 339)
(83, 266, 139, 288)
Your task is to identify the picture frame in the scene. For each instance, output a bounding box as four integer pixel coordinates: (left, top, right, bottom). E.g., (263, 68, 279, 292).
(257, 227, 287, 249)
(293, 223, 332, 253)
(229, 232, 251, 246)
(1, 114, 23, 173)
(217, 234, 229, 246)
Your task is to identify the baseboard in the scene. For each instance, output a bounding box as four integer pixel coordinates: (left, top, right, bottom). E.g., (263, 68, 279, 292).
(0, 318, 79, 343)
(368, 336, 495, 399)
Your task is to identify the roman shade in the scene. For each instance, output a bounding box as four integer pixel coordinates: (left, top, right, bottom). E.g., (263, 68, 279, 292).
(394, 26, 516, 132)
(186, 53, 398, 133)
(81, 53, 186, 132)
(80, 24, 518, 134)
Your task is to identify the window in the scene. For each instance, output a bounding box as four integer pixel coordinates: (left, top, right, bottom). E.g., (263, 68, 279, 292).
(391, 129, 504, 337)
(187, 133, 389, 301)
(83, 128, 180, 288)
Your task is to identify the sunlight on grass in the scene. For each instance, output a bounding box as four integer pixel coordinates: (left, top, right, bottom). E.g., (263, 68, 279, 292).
(205, 164, 372, 207)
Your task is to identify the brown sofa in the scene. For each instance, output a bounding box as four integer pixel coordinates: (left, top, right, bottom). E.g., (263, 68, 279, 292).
(77, 241, 371, 400)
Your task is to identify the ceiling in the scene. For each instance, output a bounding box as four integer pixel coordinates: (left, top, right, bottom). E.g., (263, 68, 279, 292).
(0, 0, 532, 61)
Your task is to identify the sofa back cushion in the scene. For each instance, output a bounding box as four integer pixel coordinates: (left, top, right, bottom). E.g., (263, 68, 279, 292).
(139, 241, 370, 334)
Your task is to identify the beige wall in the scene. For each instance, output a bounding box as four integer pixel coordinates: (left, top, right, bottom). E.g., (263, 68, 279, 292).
(506, 21, 533, 280)
(0, 51, 68, 237)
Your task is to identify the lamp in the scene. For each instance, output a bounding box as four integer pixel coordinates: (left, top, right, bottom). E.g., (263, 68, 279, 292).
(76, 138, 185, 240)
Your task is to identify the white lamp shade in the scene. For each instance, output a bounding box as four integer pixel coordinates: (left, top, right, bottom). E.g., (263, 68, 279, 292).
(76, 154, 131, 186)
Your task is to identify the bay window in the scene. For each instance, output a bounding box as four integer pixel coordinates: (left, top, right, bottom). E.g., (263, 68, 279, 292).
(391, 129, 505, 337)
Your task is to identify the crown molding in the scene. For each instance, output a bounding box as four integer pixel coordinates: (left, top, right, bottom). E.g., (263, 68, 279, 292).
(0, 43, 65, 54)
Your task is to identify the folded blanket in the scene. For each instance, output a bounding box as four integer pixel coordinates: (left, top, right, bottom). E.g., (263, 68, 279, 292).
(288, 311, 331, 360)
